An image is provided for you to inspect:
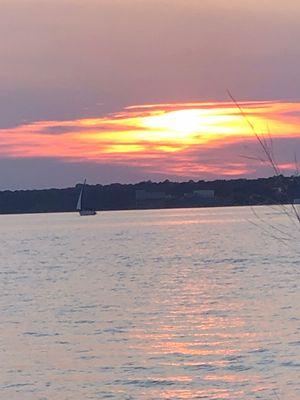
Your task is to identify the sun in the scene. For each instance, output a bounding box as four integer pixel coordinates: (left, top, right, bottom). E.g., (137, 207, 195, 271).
(137, 108, 245, 144)
(142, 109, 206, 134)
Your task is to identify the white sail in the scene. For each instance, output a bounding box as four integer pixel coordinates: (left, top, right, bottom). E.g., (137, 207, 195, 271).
(76, 179, 86, 211)
(76, 179, 97, 215)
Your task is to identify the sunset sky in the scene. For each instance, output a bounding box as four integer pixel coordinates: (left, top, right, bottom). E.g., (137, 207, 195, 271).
(1, 0, 300, 189)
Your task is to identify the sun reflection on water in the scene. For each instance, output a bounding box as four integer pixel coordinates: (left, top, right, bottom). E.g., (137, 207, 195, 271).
(127, 264, 271, 399)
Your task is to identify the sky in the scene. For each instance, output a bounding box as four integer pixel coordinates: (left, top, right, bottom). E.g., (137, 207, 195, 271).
(1, 0, 300, 189)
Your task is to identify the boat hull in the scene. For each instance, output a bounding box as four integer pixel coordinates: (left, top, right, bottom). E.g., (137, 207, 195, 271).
(79, 210, 97, 216)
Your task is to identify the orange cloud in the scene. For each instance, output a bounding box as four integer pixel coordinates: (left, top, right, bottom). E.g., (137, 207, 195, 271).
(1, 101, 300, 178)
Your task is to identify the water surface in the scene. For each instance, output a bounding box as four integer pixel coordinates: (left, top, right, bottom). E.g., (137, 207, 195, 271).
(0, 207, 299, 399)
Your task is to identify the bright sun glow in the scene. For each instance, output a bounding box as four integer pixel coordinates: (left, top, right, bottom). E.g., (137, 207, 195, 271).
(126, 105, 294, 146)
(139, 109, 246, 141)
(142, 110, 208, 134)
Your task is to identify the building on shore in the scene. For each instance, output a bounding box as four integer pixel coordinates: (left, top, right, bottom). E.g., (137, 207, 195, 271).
(135, 190, 169, 208)
(191, 189, 215, 199)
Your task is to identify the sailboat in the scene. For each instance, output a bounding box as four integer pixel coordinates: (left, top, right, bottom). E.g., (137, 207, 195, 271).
(76, 179, 97, 216)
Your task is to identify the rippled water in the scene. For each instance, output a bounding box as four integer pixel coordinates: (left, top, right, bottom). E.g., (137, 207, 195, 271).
(0, 206, 299, 399)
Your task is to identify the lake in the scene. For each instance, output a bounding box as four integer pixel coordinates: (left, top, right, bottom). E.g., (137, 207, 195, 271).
(0, 206, 299, 399)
